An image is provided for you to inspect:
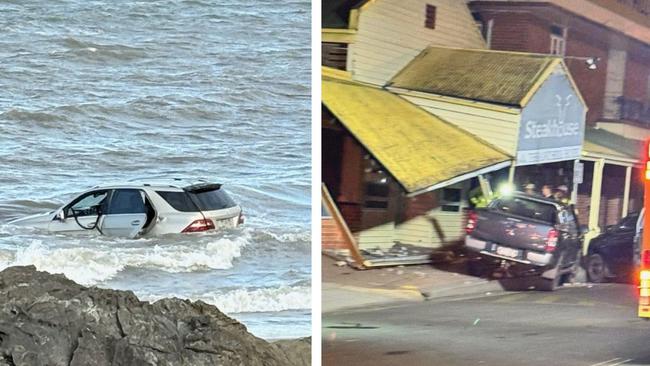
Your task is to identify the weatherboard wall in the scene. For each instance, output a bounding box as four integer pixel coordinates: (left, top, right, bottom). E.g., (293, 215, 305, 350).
(351, 0, 486, 85)
(395, 65, 586, 167)
(396, 92, 521, 156)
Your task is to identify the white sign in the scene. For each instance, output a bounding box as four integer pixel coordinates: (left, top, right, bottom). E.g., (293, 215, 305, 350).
(574, 162, 584, 185)
(517, 73, 585, 166)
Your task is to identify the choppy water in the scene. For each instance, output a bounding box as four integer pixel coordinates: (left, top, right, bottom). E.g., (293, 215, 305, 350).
(0, 0, 311, 339)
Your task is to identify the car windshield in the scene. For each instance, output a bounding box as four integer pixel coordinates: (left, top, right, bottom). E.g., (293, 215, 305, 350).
(490, 196, 557, 224)
(67, 190, 109, 217)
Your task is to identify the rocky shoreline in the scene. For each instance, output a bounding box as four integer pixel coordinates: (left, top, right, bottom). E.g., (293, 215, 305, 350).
(0, 266, 310, 366)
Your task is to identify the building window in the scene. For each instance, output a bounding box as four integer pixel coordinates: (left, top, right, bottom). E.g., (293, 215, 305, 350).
(441, 188, 461, 212)
(425, 4, 436, 29)
(364, 156, 390, 209)
(322, 42, 348, 71)
(549, 25, 566, 55)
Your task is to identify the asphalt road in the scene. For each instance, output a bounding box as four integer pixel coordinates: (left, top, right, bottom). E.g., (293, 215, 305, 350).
(323, 283, 650, 366)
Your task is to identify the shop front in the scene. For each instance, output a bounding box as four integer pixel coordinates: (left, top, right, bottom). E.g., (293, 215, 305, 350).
(388, 46, 587, 207)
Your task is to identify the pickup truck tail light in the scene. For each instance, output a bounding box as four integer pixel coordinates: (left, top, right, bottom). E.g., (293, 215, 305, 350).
(545, 229, 558, 252)
(182, 219, 215, 233)
(465, 211, 478, 235)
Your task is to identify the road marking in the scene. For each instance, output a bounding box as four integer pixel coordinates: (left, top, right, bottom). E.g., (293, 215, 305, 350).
(535, 295, 560, 304)
(590, 358, 621, 366)
(577, 300, 596, 306)
(589, 358, 634, 366)
(493, 293, 529, 303)
(609, 359, 633, 365)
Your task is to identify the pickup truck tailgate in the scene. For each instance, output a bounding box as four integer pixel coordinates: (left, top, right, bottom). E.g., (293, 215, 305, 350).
(472, 199, 557, 253)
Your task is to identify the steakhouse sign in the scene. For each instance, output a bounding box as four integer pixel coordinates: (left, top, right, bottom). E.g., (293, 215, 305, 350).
(516, 72, 586, 166)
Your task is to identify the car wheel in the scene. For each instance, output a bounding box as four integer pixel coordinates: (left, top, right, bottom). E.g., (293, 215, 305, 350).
(586, 253, 608, 283)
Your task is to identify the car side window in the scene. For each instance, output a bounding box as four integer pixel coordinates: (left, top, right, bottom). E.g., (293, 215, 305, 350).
(107, 189, 146, 214)
(66, 190, 109, 217)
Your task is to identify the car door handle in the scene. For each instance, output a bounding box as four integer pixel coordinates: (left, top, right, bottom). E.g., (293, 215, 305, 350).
(131, 220, 141, 226)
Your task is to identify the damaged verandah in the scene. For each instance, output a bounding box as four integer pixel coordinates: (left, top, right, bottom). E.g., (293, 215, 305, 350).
(321, 67, 512, 267)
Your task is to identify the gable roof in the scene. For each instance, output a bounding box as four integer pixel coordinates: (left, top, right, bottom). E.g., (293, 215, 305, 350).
(322, 67, 512, 195)
(322, 0, 369, 29)
(389, 46, 562, 107)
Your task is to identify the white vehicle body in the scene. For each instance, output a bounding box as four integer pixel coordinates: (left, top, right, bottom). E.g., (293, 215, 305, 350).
(9, 179, 243, 238)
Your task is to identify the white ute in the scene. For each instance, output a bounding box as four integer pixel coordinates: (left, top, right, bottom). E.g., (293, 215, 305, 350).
(9, 179, 244, 238)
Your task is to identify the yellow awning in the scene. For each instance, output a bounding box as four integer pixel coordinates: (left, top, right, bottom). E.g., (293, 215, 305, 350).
(322, 72, 512, 194)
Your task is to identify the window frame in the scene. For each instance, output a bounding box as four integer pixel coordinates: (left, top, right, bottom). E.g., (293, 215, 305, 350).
(425, 4, 436, 29)
(549, 26, 567, 56)
(106, 188, 147, 215)
(63, 189, 110, 218)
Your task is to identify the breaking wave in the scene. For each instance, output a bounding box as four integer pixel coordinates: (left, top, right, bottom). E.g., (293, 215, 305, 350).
(142, 285, 311, 314)
(0, 235, 249, 286)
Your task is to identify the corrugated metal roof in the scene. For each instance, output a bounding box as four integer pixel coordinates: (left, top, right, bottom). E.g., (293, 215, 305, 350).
(389, 46, 559, 107)
(582, 128, 643, 164)
(322, 73, 512, 194)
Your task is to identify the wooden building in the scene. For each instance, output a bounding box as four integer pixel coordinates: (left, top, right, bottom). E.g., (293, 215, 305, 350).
(322, 67, 511, 250)
(322, 0, 487, 85)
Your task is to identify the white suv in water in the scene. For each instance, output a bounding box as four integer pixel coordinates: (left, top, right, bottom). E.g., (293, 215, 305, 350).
(8, 179, 243, 238)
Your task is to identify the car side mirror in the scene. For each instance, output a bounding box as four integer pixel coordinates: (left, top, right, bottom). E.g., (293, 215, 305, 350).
(56, 210, 66, 221)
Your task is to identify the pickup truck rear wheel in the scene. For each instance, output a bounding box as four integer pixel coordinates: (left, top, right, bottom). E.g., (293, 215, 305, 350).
(586, 253, 608, 283)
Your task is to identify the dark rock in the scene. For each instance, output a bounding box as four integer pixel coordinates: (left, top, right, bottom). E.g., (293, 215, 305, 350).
(0, 266, 310, 366)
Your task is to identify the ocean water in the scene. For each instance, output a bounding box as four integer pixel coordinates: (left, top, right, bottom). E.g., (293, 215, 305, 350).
(0, 0, 311, 340)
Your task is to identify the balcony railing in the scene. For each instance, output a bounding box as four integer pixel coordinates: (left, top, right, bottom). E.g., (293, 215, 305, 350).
(617, 96, 650, 126)
(614, 0, 650, 16)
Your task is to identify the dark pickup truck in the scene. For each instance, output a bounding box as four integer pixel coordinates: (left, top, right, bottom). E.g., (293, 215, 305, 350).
(465, 192, 583, 291)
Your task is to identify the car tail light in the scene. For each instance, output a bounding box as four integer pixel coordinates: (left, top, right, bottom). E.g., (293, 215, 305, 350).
(465, 211, 478, 235)
(182, 219, 215, 233)
(545, 229, 558, 252)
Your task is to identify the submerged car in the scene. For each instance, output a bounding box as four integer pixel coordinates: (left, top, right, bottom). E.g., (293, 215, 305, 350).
(9, 179, 243, 238)
(584, 212, 639, 283)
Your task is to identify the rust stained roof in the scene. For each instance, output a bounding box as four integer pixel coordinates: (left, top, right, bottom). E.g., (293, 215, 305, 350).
(389, 46, 559, 107)
(322, 69, 512, 193)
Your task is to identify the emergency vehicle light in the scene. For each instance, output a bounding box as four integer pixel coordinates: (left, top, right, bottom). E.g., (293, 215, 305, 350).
(638, 270, 650, 317)
(641, 270, 650, 281)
